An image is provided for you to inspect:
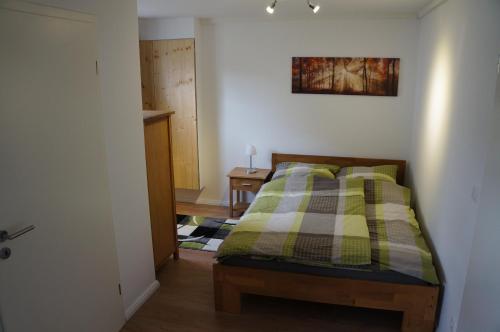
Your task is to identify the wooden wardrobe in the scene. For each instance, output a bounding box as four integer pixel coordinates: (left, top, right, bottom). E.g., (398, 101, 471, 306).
(143, 111, 179, 269)
(139, 39, 200, 190)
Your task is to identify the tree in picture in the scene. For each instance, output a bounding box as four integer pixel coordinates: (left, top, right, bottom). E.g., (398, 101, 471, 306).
(291, 57, 400, 96)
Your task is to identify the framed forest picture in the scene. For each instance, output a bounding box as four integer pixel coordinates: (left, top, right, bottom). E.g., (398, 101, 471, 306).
(291, 57, 400, 96)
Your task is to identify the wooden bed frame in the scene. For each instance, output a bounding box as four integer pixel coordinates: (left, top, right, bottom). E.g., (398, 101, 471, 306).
(213, 153, 440, 332)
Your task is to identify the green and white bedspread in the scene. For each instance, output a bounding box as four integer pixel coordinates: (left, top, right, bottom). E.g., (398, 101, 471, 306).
(216, 174, 371, 266)
(216, 174, 439, 285)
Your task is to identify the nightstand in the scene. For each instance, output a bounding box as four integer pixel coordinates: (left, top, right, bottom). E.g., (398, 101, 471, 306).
(227, 167, 271, 218)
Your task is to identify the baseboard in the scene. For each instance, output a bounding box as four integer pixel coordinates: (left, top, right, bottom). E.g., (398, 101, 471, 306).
(124, 280, 160, 320)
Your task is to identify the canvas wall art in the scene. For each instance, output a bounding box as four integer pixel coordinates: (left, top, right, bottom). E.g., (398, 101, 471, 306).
(292, 57, 400, 96)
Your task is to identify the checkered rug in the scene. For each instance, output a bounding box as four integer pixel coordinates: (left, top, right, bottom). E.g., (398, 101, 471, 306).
(176, 215, 237, 252)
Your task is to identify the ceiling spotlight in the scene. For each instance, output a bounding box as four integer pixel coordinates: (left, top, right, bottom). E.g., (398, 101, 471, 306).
(265, 0, 320, 15)
(308, 1, 320, 14)
(266, 0, 277, 14)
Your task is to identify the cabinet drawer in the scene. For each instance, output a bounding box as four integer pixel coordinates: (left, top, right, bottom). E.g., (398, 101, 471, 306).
(231, 178, 263, 193)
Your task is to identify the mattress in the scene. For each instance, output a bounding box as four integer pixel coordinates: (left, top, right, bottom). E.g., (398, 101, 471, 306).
(219, 256, 430, 286)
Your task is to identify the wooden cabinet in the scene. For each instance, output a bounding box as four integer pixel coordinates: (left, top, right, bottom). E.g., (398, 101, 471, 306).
(139, 39, 200, 190)
(143, 111, 179, 269)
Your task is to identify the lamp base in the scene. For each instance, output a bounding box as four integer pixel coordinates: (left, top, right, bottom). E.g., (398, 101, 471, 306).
(247, 155, 257, 174)
(246, 168, 257, 174)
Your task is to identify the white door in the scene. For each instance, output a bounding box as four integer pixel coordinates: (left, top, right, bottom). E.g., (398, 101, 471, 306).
(0, 2, 125, 331)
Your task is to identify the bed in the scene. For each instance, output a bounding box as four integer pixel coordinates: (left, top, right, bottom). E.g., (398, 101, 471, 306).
(213, 153, 440, 332)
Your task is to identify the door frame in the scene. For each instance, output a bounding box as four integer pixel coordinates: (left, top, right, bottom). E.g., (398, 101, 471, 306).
(139, 38, 201, 191)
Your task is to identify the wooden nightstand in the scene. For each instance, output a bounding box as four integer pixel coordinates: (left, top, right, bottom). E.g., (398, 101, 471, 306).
(227, 167, 271, 218)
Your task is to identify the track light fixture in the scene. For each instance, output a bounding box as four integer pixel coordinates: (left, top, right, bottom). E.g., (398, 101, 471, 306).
(266, 0, 277, 14)
(308, 0, 320, 14)
(265, 0, 321, 15)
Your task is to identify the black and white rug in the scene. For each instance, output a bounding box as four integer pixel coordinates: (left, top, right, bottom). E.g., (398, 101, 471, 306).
(176, 215, 237, 252)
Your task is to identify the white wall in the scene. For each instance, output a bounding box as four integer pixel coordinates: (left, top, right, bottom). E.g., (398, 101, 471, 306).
(139, 17, 195, 40)
(196, 18, 418, 204)
(32, 0, 157, 321)
(457, 72, 500, 332)
(408, 0, 500, 330)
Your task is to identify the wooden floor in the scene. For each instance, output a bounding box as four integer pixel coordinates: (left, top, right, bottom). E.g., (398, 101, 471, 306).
(121, 203, 402, 332)
(176, 201, 230, 219)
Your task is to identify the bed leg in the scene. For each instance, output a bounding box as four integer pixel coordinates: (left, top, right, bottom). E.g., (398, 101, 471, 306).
(214, 283, 241, 313)
(401, 309, 435, 332)
(223, 285, 241, 313)
(402, 289, 438, 332)
(213, 266, 241, 314)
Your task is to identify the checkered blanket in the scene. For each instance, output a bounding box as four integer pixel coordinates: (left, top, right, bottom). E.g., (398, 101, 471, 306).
(364, 180, 439, 284)
(216, 171, 439, 284)
(216, 174, 371, 266)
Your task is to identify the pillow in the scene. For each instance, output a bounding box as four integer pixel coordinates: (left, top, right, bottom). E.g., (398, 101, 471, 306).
(272, 162, 340, 180)
(336, 165, 398, 183)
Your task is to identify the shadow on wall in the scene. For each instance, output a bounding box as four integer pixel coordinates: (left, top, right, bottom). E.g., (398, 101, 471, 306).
(457, 70, 500, 332)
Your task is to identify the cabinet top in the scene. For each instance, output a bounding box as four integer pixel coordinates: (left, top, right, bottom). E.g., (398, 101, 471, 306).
(227, 167, 271, 180)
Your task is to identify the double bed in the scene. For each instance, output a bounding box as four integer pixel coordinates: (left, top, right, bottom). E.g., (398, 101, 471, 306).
(213, 153, 440, 332)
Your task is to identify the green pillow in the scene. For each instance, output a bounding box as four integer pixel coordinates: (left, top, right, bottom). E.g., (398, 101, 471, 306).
(273, 162, 340, 180)
(336, 165, 398, 183)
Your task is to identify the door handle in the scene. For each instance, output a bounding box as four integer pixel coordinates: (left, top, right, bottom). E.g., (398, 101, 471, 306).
(0, 225, 35, 243)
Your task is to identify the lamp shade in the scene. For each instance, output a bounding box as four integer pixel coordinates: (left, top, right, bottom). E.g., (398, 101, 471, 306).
(245, 144, 257, 156)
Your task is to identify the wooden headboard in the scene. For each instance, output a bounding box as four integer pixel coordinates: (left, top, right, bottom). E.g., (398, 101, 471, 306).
(271, 153, 407, 185)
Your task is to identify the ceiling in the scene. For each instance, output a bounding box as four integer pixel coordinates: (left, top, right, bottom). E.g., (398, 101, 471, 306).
(138, 0, 435, 19)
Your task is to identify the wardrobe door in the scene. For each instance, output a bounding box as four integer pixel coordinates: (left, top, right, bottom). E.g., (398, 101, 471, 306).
(151, 39, 200, 190)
